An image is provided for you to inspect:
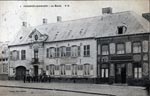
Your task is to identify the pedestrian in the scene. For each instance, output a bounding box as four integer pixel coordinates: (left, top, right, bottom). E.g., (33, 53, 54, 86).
(48, 75, 51, 83)
(23, 74, 26, 83)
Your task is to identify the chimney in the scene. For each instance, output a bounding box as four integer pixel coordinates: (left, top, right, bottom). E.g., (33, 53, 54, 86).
(42, 18, 48, 24)
(57, 16, 62, 22)
(22, 21, 27, 27)
(102, 7, 112, 14)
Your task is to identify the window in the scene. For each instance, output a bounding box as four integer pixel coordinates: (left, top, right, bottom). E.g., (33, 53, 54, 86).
(60, 64, 65, 75)
(60, 47, 66, 57)
(56, 48, 60, 57)
(34, 49, 38, 59)
(21, 50, 26, 60)
(84, 64, 90, 75)
(13, 68, 15, 73)
(78, 65, 83, 70)
(66, 65, 71, 70)
(11, 50, 19, 60)
(101, 64, 109, 78)
(91, 65, 93, 70)
(10, 52, 13, 60)
(102, 45, 109, 55)
(46, 65, 49, 70)
(46, 48, 49, 58)
(98, 44, 101, 55)
(34, 35, 38, 40)
(2, 63, 8, 73)
(2, 51, 5, 54)
(72, 46, 78, 57)
(84, 45, 90, 56)
(117, 43, 125, 54)
(49, 65, 55, 75)
(72, 64, 77, 75)
(117, 26, 127, 35)
(78, 46, 80, 56)
(49, 47, 56, 58)
(55, 65, 59, 71)
(133, 63, 142, 79)
(133, 42, 141, 53)
(66, 47, 71, 57)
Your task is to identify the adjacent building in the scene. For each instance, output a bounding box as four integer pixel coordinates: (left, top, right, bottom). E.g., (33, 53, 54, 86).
(8, 8, 150, 85)
(0, 42, 9, 80)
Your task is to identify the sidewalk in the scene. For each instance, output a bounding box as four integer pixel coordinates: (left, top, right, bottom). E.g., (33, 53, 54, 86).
(0, 80, 147, 96)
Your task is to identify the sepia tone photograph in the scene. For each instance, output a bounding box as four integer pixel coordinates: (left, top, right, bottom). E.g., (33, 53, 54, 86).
(0, 0, 150, 96)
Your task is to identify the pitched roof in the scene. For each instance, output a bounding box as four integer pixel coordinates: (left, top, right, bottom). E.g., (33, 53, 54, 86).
(9, 11, 150, 46)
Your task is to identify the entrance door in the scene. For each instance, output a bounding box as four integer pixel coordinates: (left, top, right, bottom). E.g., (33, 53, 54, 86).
(115, 64, 126, 83)
(16, 66, 26, 80)
(34, 66, 38, 76)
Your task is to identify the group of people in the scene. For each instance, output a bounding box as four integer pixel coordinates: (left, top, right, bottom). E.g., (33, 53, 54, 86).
(23, 73, 51, 83)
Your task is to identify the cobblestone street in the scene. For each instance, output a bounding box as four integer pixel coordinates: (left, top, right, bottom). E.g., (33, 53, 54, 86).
(0, 80, 148, 96)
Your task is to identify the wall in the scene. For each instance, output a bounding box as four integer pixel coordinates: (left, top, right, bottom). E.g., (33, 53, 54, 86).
(44, 39, 97, 78)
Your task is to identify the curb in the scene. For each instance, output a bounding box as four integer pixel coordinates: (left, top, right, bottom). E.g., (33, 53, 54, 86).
(0, 85, 116, 96)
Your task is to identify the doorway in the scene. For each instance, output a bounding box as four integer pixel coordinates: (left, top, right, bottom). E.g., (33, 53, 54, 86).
(34, 66, 38, 76)
(16, 66, 26, 80)
(115, 64, 126, 83)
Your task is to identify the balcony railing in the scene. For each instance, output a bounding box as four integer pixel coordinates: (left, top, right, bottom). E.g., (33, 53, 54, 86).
(31, 58, 39, 64)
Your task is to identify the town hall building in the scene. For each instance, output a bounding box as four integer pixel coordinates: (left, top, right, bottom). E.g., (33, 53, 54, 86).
(8, 8, 150, 85)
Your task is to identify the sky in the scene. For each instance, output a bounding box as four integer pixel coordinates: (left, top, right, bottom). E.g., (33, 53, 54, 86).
(0, 0, 149, 42)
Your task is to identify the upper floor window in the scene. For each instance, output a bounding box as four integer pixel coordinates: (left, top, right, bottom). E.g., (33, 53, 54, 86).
(49, 47, 56, 58)
(60, 47, 66, 57)
(102, 45, 109, 55)
(133, 42, 141, 53)
(34, 49, 38, 59)
(46, 48, 49, 58)
(84, 45, 90, 57)
(66, 47, 71, 57)
(10, 50, 19, 60)
(117, 26, 127, 35)
(21, 50, 26, 60)
(2, 51, 5, 54)
(116, 43, 125, 54)
(56, 48, 60, 57)
(34, 35, 38, 41)
(72, 46, 78, 57)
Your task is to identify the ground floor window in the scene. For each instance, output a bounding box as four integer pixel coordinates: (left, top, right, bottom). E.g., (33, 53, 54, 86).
(101, 64, 109, 78)
(49, 65, 55, 75)
(133, 63, 142, 79)
(60, 64, 65, 75)
(84, 64, 90, 75)
(55, 65, 59, 71)
(72, 64, 77, 75)
(134, 67, 142, 79)
(78, 65, 83, 70)
(2, 63, 8, 73)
